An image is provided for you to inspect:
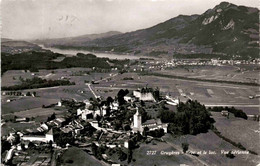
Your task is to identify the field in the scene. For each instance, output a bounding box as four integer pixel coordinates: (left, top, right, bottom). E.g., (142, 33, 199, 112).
(2, 65, 258, 115)
(1, 68, 114, 115)
(92, 72, 259, 114)
(163, 131, 260, 166)
(13, 107, 63, 118)
(132, 140, 203, 166)
(58, 146, 105, 166)
(211, 112, 260, 154)
(155, 64, 259, 84)
(1, 68, 115, 138)
(1, 121, 39, 136)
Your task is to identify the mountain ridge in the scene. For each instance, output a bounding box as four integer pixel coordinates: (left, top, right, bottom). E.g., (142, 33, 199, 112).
(37, 2, 260, 59)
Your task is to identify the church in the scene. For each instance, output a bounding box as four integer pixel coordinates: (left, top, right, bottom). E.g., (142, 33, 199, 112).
(132, 108, 168, 134)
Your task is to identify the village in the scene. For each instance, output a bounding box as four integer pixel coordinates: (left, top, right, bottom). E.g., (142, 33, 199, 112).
(2, 85, 183, 166)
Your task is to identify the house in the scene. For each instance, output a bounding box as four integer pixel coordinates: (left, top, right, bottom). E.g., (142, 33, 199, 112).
(6, 133, 16, 145)
(111, 102, 119, 111)
(57, 101, 62, 107)
(102, 154, 108, 160)
(142, 119, 168, 133)
(4, 148, 15, 163)
(90, 121, 99, 129)
(56, 117, 66, 124)
(124, 94, 134, 102)
(247, 114, 259, 121)
(22, 135, 46, 142)
(77, 108, 84, 116)
(124, 141, 129, 148)
(21, 129, 54, 143)
(60, 125, 74, 133)
(40, 123, 49, 131)
(50, 117, 65, 127)
(100, 105, 108, 116)
(165, 95, 180, 105)
(15, 117, 27, 122)
(111, 164, 121, 166)
(221, 110, 229, 117)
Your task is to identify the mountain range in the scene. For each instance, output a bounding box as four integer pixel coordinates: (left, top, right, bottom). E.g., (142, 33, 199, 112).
(35, 2, 260, 59)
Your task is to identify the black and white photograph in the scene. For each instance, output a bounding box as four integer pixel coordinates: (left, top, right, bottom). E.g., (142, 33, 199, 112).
(1, 0, 259, 165)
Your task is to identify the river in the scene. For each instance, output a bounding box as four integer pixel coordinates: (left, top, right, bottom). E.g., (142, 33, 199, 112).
(38, 44, 143, 60)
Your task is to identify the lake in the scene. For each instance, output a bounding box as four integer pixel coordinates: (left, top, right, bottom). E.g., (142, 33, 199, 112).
(38, 44, 142, 60)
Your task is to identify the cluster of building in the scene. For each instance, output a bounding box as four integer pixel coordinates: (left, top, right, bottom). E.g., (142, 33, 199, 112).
(2, 86, 173, 165)
(130, 58, 260, 73)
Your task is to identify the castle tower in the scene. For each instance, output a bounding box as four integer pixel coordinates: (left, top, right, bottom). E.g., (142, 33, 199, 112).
(133, 107, 142, 128)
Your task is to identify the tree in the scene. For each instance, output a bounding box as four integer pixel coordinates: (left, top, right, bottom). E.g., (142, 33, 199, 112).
(26, 92, 31, 96)
(117, 89, 129, 106)
(96, 115, 101, 122)
(106, 96, 114, 106)
(226, 151, 235, 159)
(47, 113, 56, 121)
(128, 150, 133, 163)
(165, 100, 215, 135)
(51, 113, 56, 120)
(114, 120, 122, 130)
(91, 143, 98, 156)
(118, 149, 127, 161)
(124, 124, 131, 131)
(49, 140, 53, 152)
(140, 100, 145, 107)
(143, 127, 149, 137)
(54, 132, 74, 148)
(182, 143, 189, 153)
(1, 140, 11, 153)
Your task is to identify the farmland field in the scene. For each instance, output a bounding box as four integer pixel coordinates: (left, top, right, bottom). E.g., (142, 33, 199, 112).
(58, 146, 105, 166)
(163, 131, 260, 166)
(154, 65, 259, 84)
(1, 68, 114, 115)
(211, 112, 260, 154)
(132, 140, 203, 166)
(92, 72, 259, 114)
(13, 107, 64, 118)
(1, 121, 39, 136)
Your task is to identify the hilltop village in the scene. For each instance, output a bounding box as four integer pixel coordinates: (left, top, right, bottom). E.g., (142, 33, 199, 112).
(2, 86, 182, 165)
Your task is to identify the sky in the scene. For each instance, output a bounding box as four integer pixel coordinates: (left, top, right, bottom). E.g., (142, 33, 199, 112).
(1, 0, 259, 40)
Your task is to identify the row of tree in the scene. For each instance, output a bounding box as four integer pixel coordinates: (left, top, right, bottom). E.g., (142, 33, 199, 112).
(208, 106, 248, 119)
(2, 51, 130, 75)
(158, 100, 215, 135)
(2, 77, 75, 90)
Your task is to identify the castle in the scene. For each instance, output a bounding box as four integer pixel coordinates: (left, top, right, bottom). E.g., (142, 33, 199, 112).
(133, 87, 159, 102)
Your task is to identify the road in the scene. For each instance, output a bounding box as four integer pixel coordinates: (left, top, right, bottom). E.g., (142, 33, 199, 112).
(85, 73, 119, 99)
(86, 83, 98, 99)
(204, 104, 259, 108)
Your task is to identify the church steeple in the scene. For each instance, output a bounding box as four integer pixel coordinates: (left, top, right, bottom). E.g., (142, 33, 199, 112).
(133, 107, 142, 128)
